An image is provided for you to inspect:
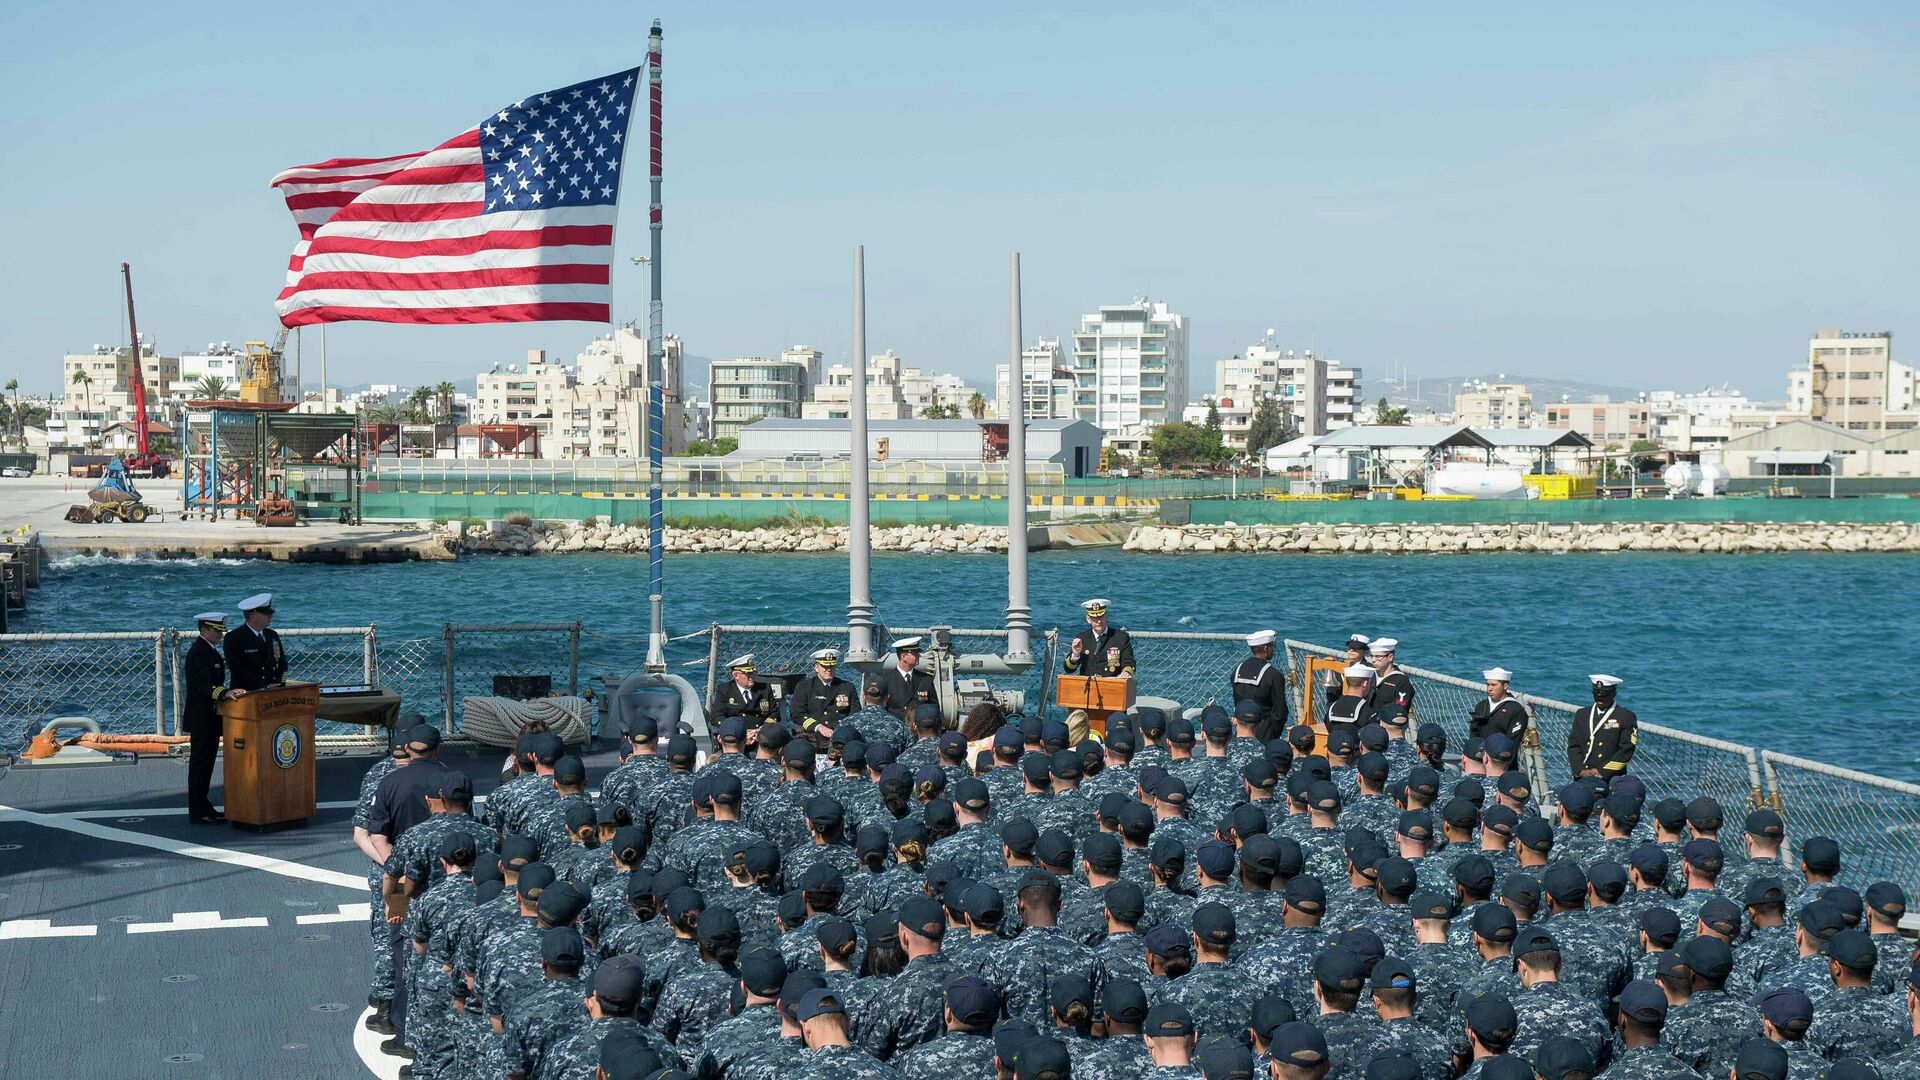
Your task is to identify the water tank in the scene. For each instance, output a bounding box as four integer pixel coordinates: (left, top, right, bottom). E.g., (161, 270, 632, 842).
(1426, 464, 1531, 500)
(1663, 463, 1697, 497)
(1695, 463, 1729, 497)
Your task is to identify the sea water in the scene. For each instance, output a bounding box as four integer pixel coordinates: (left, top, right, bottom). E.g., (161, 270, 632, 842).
(25, 549, 1920, 779)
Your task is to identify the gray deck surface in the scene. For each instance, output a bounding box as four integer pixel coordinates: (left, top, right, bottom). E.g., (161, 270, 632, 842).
(0, 741, 621, 1080)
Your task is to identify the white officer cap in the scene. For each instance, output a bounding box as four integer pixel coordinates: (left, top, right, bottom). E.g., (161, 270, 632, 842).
(1344, 663, 1376, 680)
(726, 653, 756, 671)
(1483, 667, 1513, 683)
(811, 648, 841, 666)
(238, 592, 273, 612)
(1082, 598, 1110, 615)
(1245, 630, 1277, 648)
(1345, 634, 1370, 648)
(1368, 637, 1398, 655)
(194, 610, 228, 627)
(890, 636, 924, 652)
(1589, 674, 1623, 687)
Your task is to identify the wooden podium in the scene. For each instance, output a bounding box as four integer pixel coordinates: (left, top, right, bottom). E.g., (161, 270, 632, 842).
(1057, 675, 1136, 738)
(219, 682, 319, 830)
(1295, 655, 1351, 757)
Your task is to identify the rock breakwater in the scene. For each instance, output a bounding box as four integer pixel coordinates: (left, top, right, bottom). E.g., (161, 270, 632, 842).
(452, 520, 1011, 555)
(1122, 521, 1920, 554)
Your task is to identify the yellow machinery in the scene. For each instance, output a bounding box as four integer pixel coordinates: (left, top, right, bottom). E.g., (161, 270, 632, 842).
(239, 328, 290, 404)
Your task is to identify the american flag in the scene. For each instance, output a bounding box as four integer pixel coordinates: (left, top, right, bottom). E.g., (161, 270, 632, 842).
(271, 68, 642, 327)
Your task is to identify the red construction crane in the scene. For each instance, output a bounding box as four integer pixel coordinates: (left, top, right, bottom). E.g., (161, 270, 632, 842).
(119, 262, 167, 476)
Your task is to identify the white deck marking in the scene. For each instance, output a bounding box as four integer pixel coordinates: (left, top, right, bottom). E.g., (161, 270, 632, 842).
(0, 802, 365, 890)
(0, 919, 98, 939)
(296, 902, 372, 925)
(354, 1006, 404, 1080)
(58, 800, 359, 819)
(126, 910, 271, 934)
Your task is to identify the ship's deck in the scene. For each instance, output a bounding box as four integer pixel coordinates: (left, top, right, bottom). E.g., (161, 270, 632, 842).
(0, 741, 617, 1080)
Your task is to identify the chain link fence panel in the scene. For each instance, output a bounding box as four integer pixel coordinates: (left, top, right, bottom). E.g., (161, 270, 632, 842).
(1764, 752, 1920, 890)
(0, 631, 169, 746)
(1120, 631, 1255, 718)
(442, 623, 582, 733)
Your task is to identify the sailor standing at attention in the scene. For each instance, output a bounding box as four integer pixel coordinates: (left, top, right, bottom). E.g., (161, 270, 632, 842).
(1064, 598, 1135, 678)
(1230, 630, 1289, 741)
(1365, 637, 1416, 718)
(791, 648, 859, 743)
(711, 654, 777, 725)
(1469, 668, 1530, 742)
(224, 592, 287, 692)
(182, 610, 243, 824)
(1568, 674, 1638, 778)
(879, 637, 936, 719)
(1325, 634, 1371, 704)
(1325, 663, 1379, 732)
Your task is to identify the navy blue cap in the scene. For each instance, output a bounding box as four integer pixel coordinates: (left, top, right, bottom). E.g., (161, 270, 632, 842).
(1798, 899, 1846, 941)
(1496, 770, 1531, 801)
(944, 974, 1000, 1028)
(1409, 888, 1452, 920)
(1284, 875, 1327, 916)
(1195, 1036, 1255, 1080)
(1249, 995, 1296, 1042)
(1511, 926, 1559, 960)
(1103, 978, 1149, 1024)
(1313, 946, 1367, 992)
(1370, 957, 1415, 994)
(1868, 881, 1908, 918)
(1083, 832, 1123, 873)
(552, 755, 587, 785)
(1601, 792, 1641, 825)
(540, 926, 584, 966)
(960, 883, 1004, 925)
(1015, 1036, 1070, 1080)
(1192, 902, 1236, 947)
(717, 717, 748, 743)
(1471, 903, 1517, 943)
(1681, 837, 1723, 873)
(1533, 1036, 1595, 1080)
(1735, 1039, 1790, 1080)
(1034, 829, 1074, 870)
(1269, 1022, 1328, 1066)
(1463, 992, 1518, 1041)
(1482, 804, 1519, 836)
(1828, 928, 1878, 972)
(537, 880, 588, 924)
(1144, 922, 1191, 959)
(1626, 843, 1668, 878)
(1826, 1060, 1882, 1080)
(1515, 816, 1554, 852)
(1699, 897, 1742, 936)
(1105, 881, 1146, 923)
(1542, 862, 1588, 904)
(563, 802, 598, 831)
(794, 987, 846, 1022)
(1638, 906, 1681, 947)
(1756, 987, 1813, 1036)
(1615, 979, 1667, 1024)
(597, 1027, 662, 1080)
(1556, 782, 1596, 815)
(1482, 732, 1517, 763)
(431, 771, 474, 799)
(1364, 1058, 1420, 1080)
(1197, 838, 1236, 881)
(592, 955, 647, 1009)
(1684, 796, 1724, 830)
(1452, 853, 1496, 894)
(1416, 722, 1447, 750)
(1802, 836, 1842, 874)
(1678, 934, 1733, 980)
(1587, 860, 1628, 900)
(899, 898, 946, 940)
(1144, 1002, 1196, 1037)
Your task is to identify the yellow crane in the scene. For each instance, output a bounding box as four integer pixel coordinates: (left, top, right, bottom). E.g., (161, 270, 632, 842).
(239, 328, 290, 404)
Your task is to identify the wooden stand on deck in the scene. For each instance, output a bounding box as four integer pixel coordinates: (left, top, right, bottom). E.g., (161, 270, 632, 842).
(1296, 655, 1352, 757)
(1057, 675, 1136, 738)
(219, 682, 319, 830)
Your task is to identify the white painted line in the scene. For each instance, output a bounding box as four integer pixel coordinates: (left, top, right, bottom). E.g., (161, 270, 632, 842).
(0, 802, 365, 891)
(354, 1005, 404, 1080)
(57, 800, 360, 820)
(0, 919, 98, 939)
(126, 910, 272, 935)
(297, 902, 372, 925)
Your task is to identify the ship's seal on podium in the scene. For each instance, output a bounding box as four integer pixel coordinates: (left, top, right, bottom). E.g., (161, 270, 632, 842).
(271, 724, 302, 769)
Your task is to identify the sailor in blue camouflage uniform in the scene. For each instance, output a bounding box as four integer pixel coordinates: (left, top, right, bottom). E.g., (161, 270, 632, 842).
(354, 742, 408, 1036)
(1151, 904, 1249, 1042)
(686, 954, 781, 1078)
(1863, 882, 1914, 994)
(776, 867, 867, 972)
(1498, 926, 1610, 1069)
(1090, 882, 1153, 990)
(1550, 783, 1608, 868)
(658, 771, 773, 886)
(539, 957, 683, 1079)
(388, 771, 498, 903)
(400, 833, 480, 1078)
(857, 899, 960, 1060)
(1306, 946, 1381, 1080)
(580, 827, 645, 947)
(1750, 987, 1824, 1080)
(1593, 979, 1703, 1080)
(499, 926, 588, 1080)
(648, 908, 749, 1062)
(1240, 876, 1329, 1015)
(893, 975, 1001, 1080)
(482, 734, 554, 835)
(927, 778, 1005, 879)
(523, 754, 594, 856)
(1731, 877, 1798, 989)
(1535, 861, 1631, 1009)
(1359, 959, 1452, 1080)
(478, 879, 595, 1041)
(534, 801, 599, 881)
(793, 985, 900, 1079)
(1753, 899, 1845, 1006)
(984, 871, 1108, 1028)
(600, 711, 671, 810)
(1402, 888, 1478, 1031)
(1803, 929, 1909, 1059)
(746, 739, 829, 853)
(1661, 935, 1763, 1076)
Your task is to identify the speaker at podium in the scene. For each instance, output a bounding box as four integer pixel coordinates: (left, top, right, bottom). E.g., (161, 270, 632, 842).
(218, 682, 319, 830)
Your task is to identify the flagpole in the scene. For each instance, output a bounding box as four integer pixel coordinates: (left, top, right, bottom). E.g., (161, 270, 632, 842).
(644, 19, 668, 675)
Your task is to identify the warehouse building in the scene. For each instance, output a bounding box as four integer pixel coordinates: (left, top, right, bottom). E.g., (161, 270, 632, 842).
(733, 418, 1104, 477)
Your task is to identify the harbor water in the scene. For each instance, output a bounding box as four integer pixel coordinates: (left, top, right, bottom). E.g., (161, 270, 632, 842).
(26, 549, 1920, 780)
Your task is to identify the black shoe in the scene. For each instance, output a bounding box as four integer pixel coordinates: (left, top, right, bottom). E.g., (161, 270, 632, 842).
(379, 1037, 414, 1060)
(397, 1067, 413, 1079)
(364, 1001, 395, 1035)
(188, 815, 225, 825)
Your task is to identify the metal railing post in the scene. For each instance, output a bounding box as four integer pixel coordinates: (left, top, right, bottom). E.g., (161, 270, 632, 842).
(568, 621, 582, 696)
(442, 622, 457, 732)
(702, 624, 721, 715)
(168, 627, 184, 736)
(364, 625, 377, 685)
(156, 629, 169, 735)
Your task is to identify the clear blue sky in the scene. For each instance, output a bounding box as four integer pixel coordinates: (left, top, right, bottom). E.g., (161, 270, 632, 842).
(3, 1, 1915, 397)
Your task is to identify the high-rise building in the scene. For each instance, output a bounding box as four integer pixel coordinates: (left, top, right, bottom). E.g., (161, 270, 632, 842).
(1800, 329, 1915, 432)
(1453, 380, 1533, 429)
(995, 339, 1074, 420)
(1069, 298, 1189, 438)
(709, 355, 810, 442)
(61, 341, 178, 420)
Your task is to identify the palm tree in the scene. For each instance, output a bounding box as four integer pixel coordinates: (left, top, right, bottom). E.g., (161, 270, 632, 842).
(405, 386, 434, 423)
(192, 375, 235, 401)
(435, 381, 456, 421)
(70, 368, 93, 414)
(967, 391, 987, 419)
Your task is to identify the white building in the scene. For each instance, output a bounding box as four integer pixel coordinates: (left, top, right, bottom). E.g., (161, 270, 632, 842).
(1209, 337, 1363, 441)
(1797, 329, 1917, 433)
(61, 342, 178, 420)
(1646, 384, 1752, 451)
(1453, 380, 1533, 429)
(782, 345, 825, 389)
(1069, 298, 1189, 439)
(178, 344, 246, 395)
(996, 339, 1075, 420)
(710, 355, 810, 442)
(734, 418, 1105, 476)
(804, 350, 982, 421)
(470, 327, 688, 458)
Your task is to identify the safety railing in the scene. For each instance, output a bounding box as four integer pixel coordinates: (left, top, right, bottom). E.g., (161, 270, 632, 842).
(0, 630, 169, 742)
(175, 626, 381, 739)
(1762, 751, 1920, 889)
(441, 623, 582, 732)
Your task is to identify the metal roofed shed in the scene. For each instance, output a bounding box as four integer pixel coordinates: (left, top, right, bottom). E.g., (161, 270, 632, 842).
(1473, 426, 1596, 476)
(1309, 424, 1495, 490)
(1751, 449, 1838, 498)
